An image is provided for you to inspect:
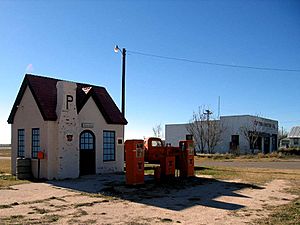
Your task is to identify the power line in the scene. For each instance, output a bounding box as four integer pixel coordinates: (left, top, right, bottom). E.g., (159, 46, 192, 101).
(128, 50, 300, 73)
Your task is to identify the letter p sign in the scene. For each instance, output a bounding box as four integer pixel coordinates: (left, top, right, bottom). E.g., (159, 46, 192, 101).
(66, 95, 73, 110)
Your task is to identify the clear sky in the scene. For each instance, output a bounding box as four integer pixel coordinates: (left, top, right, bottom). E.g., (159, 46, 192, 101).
(0, 0, 300, 144)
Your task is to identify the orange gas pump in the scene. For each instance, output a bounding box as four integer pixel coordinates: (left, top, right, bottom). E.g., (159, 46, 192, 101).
(160, 155, 175, 178)
(125, 140, 144, 185)
(179, 140, 194, 178)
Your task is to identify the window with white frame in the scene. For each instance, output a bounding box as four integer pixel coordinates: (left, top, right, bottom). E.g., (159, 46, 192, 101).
(103, 131, 115, 161)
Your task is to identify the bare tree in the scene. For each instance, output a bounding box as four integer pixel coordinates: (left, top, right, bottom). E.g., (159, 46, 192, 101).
(187, 106, 225, 154)
(278, 127, 288, 146)
(205, 119, 226, 154)
(186, 107, 206, 153)
(240, 116, 262, 154)
(152, 124, 163, 139)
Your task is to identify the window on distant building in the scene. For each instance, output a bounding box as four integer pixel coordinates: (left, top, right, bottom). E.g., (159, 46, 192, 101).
(294, 138, 299, 146)
(31, 128, 40, 158)
(103, 131, 115, 161)
(17, 129, 25, 158)
(186, 134, 193, 140)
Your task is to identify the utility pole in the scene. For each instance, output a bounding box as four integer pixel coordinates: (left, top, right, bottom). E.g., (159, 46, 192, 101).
(204, 109, 213, 153)
(121, 48, 126, 117)
(114, 45, 126, 117)
(218, 96, 221, 119)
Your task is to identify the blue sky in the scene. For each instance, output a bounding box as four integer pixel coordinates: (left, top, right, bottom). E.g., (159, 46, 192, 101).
(0, 0, 300, 143)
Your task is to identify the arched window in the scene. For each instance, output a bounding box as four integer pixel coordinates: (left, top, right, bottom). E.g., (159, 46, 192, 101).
(80, 131, 95, 150)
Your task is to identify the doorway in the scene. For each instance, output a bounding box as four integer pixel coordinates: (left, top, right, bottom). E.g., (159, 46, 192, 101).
(80, 130, 96, 175)
(264, 137, 270, 154)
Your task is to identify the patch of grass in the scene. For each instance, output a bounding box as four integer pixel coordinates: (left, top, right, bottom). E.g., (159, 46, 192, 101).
(1, 215, 25, 224)
(0, 159, 29, 188)
(195, 153, 300, 162)
(252, 198, 300, 225)
(1, 211, 60, 224)
(0, 204, 12, 209)
(0, 202, 19, 209)
(144, 168, 155, 175)
(197, 167, 300, 225)
(196, 167, 240, 181)
(32, 207, 50, 214)
(195, 166, 300, 184)
(0, 158, 11, 174)
(73, 208, 89, 217)
(49, 196, 67, 202)
(41, 214, 60, 223)
(267, 180, 300, 225)
(0, 174, 29, 188)
(81, 192, 118, 201)
(74, 202, 95, 208)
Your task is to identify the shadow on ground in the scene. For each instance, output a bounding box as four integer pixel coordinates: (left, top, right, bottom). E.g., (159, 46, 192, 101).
(48, 170, 264, 212)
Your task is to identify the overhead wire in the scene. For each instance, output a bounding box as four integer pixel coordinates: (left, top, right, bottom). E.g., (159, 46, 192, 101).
(127, 50, 300, 73)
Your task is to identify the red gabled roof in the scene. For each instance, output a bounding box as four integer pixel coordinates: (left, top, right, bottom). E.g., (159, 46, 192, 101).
(7, 74, 127, 125)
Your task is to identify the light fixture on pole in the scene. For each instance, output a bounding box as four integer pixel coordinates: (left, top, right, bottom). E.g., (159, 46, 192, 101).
(114, 45, 126, 117)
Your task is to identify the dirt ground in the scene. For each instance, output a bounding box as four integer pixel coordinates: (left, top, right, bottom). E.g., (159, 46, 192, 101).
(0, 174, 298, 225)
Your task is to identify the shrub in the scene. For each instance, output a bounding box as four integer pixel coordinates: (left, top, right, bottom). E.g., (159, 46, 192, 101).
(278, 147, 300, 155)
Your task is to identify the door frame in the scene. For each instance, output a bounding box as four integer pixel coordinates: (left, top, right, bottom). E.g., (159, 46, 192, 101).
(79, 130, 96, 175)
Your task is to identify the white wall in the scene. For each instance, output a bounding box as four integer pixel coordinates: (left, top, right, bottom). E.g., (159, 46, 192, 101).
(56, 81, 80, 179)
(78, 97, 124, 173)
(166, 115, 278, 154)
(11, 86, 49, 178)
(165, 124, 189, 147)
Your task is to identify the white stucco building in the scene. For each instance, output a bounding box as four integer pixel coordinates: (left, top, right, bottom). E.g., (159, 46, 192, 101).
(8, 74, 127, 180)
(166, 115, 278, 154)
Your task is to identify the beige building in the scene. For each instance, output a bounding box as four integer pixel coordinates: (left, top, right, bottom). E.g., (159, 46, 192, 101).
(8, 74, 127, 180)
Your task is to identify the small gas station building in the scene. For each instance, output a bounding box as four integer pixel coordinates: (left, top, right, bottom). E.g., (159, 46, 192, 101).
(8, 74, 127, 180)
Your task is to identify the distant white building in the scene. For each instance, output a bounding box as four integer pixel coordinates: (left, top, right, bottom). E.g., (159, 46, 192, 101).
(166, 115, 278, 154)
(280, 126, 300, 148)
(288, 126, 300, 147)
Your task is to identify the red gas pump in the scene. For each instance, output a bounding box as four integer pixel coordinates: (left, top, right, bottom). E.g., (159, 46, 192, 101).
(125, 140, 144, 185)
(179, 140, 194, 178)
(160, 155, 175, 178)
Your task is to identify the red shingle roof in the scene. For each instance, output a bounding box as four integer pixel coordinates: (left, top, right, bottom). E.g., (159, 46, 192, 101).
(7, 74, 127, 125)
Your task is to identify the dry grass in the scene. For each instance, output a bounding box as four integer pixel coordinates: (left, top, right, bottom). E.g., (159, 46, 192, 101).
(0, 158, 11, 174)
(0, 149, 11, 157)
(252, 180, 300, 225)
(0, 158, 29, 188)
(1, 214, 61, 224)
(195, 153, 300, 162)
(196, 166, 300, 184)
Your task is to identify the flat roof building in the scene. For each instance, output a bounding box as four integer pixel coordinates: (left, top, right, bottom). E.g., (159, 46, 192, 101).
(166, 115, 278, 154)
